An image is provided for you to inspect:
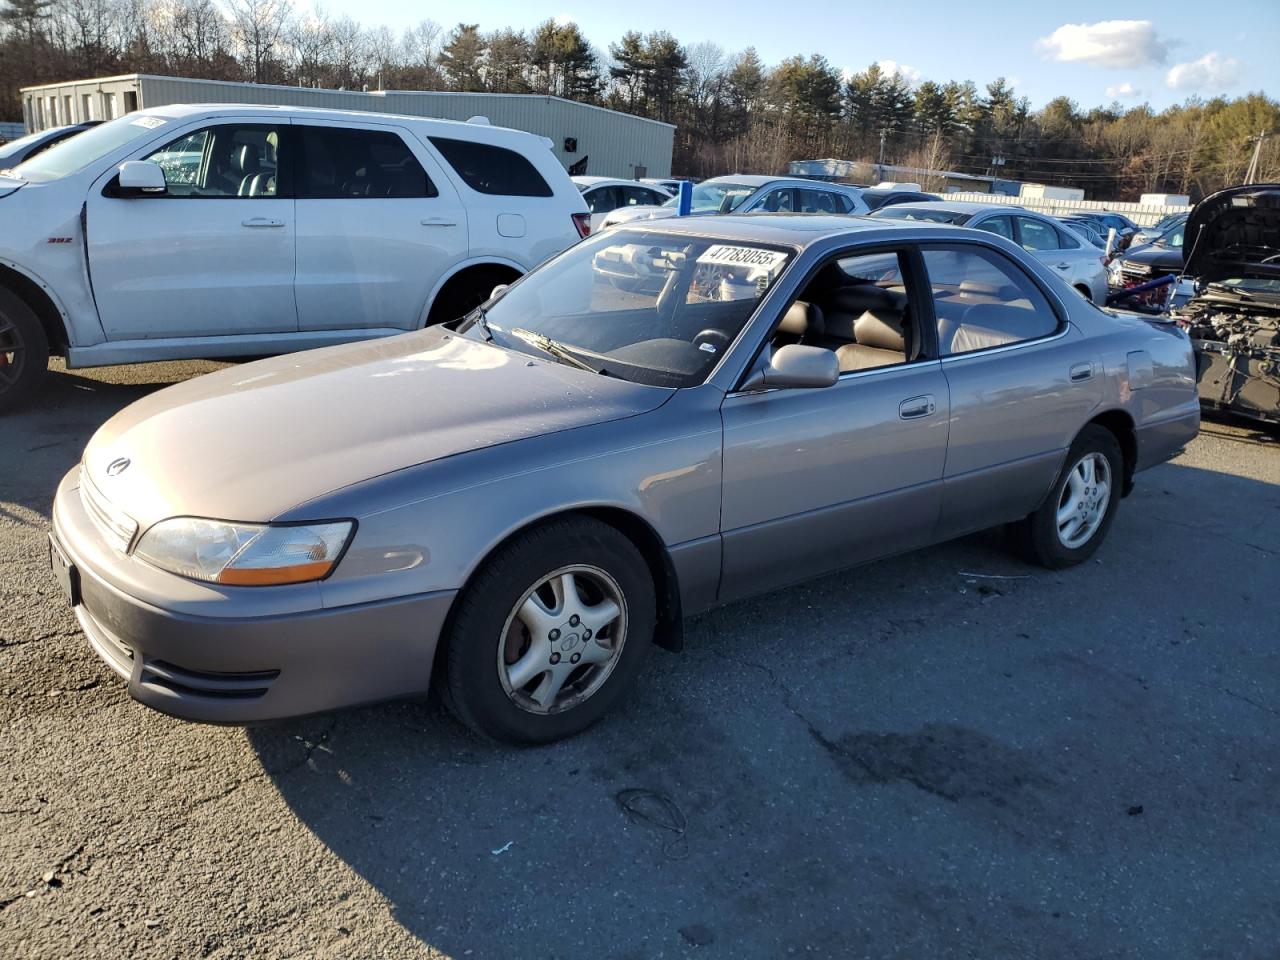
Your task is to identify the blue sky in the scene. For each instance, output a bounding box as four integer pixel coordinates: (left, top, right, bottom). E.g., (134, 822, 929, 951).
(317, 0, 1277, 110)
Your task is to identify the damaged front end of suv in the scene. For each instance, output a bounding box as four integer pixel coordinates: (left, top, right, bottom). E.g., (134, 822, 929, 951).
(1175, 184, 1280, 425)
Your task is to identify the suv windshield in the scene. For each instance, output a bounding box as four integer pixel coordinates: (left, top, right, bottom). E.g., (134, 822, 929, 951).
(464, 229, 794, 388)
(662, 180, 755, 214)
(10, 115, 167, 183)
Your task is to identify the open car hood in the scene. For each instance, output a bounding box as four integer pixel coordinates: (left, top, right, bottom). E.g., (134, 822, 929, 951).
(1184, 184, 1280, 284)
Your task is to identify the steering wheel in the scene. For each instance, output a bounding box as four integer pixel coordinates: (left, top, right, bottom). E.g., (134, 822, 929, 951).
(693, 329, 732, 353)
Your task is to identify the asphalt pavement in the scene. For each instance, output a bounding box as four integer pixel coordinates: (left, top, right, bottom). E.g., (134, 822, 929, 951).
(2, 360, 1278, 959)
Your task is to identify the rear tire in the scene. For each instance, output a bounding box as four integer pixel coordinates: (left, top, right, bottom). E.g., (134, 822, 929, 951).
(439, 517, 656, 743)
(1010, 425, 1123, 569)
(0, 287, 49, 414)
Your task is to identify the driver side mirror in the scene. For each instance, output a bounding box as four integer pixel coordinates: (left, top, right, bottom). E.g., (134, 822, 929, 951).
(115, 160, 167, 197)
(740, 344, 839, 391)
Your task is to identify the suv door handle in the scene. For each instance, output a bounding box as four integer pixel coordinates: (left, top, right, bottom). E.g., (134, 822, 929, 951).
(1070, 362, 1094, 382)
(421, 217, 458, 227)
(241, 217, 284, 228)
(899, 395, 936, 420)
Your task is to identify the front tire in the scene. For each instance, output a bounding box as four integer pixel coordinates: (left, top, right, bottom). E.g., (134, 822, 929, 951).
(0, 287, 49, 414)
(440, 517, 656, 743)
(1010, 425, 1123, 569)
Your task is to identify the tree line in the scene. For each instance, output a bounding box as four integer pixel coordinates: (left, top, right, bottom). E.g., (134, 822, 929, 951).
(2, 0, 1276, 199)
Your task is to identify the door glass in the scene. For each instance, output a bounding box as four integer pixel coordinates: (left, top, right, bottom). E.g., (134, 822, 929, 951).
(758, 189, 795, 212)
(974, 216, 1013, 240)
(620, 185, 660, 206)
(144, 124, 282, 198)
(922, 245, 1059, 355)
(1016, 217, 1060, 251)
(583, 186, 618, 213)
(297, 126, 436, 199)
(797, 189, 839, 213)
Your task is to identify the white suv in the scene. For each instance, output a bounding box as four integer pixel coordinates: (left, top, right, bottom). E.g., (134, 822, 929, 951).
(0, 104, 590, 410)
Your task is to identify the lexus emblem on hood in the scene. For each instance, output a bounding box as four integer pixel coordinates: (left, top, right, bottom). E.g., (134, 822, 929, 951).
(105, 457, 131, 477)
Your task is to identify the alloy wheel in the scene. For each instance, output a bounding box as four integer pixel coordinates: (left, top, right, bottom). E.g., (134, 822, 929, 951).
(1056, 452, 1112, 549)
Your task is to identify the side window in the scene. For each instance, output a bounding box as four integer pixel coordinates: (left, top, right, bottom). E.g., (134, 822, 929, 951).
(621, 185, 662, 206)
(1016, 216, 1060, 251)
(974, 216, 1013, 240)
(773, 247, 919, 373)
(834, 193, 856, 214)
(583, 186, 618, 213)
(797, 189, 839, 214)
(428, 136, 553, 197)
(1057, 226, 1081, 248)
(144, 123, 282, 198)
(922, 244, 1060, 356)
(296, 126, 435, 199)
(758, 188, 795, 213)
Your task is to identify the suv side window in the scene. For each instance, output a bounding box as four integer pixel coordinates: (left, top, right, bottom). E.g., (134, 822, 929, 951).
(296, 126, 436, 199)
(758, 188, 795, 212)
(584, 185, 619, 213)
(921, 244, 1060, 356)
(428, 137, 553, 197)
(1015, 216, 1060, 251)
(621, 185, 664, 206)
(974, 215, 1014, 240)
(144, 123, 283, 198)
(797, 189, 839, 214)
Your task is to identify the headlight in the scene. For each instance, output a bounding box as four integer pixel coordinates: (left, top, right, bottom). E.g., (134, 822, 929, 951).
(134, 518, 354, 586)
(1107, 259, 1123, 282)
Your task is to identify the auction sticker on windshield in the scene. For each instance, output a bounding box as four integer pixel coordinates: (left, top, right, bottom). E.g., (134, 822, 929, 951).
(697, 245, 788, 274)
(129, 116, 167, 129)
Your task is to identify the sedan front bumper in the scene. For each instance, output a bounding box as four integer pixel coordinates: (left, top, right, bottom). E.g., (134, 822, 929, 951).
(52, 468, 455, 724)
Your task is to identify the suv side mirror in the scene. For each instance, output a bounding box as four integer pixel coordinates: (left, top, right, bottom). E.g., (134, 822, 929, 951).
(740, 344, 839, 391)
(116, 160, 167, 197)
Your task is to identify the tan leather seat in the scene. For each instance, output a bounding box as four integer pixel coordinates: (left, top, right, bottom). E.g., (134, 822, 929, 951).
(835, 309, 907, 371)
(822, 285, 907, 343)
(776, 300, 824, 343)
(938, 303, 1037, 354)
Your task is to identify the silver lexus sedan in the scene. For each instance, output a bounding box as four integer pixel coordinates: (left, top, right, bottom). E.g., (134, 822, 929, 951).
(50, 215, 1200, 743)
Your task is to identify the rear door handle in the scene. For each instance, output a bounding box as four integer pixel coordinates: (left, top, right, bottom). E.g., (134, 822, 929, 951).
(421, 217, 458, 227)
(241, 217, 284, 228)
(1070, 362, 1094, 382)
(899, 395, 936, 420)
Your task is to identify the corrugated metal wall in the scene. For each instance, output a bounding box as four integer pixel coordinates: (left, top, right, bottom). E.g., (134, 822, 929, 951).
(19, 74, 673, 179)
(940, 191, 1192, 227)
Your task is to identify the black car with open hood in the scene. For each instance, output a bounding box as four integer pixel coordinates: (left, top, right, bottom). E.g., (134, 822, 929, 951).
(1175, 183, 1280, 425)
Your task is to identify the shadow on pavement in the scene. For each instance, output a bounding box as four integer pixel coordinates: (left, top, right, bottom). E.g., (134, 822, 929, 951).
(247, 462, 1280, 960)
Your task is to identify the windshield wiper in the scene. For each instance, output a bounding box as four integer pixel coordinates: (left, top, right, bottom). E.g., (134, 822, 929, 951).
(510, 328, 607, 376)
(465, 305, 494, 341)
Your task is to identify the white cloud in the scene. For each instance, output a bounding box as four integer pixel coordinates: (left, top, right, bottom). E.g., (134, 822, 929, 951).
(1106, 81, 1143, 99)
(1035, 20, 1169, 68)
(553, 13, 575, 27)
(1166, 51, 1243, 91)
(875, 59, 921, 86)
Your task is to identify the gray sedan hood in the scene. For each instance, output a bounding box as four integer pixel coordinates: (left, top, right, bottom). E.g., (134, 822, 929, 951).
(83, 329, 671, 528)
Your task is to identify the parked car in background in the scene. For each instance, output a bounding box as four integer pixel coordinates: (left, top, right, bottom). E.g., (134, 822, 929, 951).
(640, 177, 690, 193)
(51, 214, 1199, 741)
(572, 176, 672, 232)
(1173, 183, 1280, 425)
(872, 201, 1108, 303)
(859, 187, 939, 211)
(0, 121, 100, 172)
(597, 175, 869, 229)
(1107, 219, 1188, 311)
(1066, 211, 1140, 250)
(1131, 212, 1188, 248)
(0, 104, 589, 411)
(1057, 216, 1109, 250)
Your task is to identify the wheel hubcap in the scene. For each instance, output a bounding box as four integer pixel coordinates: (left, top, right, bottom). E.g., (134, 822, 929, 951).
(497, 564, 627, 715)
(1056, 452, 1112, 549)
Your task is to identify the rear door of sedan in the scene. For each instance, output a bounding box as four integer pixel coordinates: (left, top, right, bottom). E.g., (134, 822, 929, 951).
(718, 243, 951, 602)
(923, 241, 1103, 541)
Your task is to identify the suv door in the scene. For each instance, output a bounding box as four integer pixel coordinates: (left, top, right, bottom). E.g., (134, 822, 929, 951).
(293, 121, 467, 331)
(85, 119, 296, 339)
(718, 246, 950, 601)
(922, 242, 1103, 540)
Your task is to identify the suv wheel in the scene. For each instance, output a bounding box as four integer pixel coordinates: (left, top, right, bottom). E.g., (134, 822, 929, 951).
(0, 287, 49, 414)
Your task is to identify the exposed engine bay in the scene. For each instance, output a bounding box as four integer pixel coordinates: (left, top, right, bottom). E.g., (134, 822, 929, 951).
(1177, 290, 1280, 424)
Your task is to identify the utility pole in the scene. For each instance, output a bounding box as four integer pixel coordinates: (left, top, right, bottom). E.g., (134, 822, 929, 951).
(1243, 129, 1266, 184)
(878, 129, 887, 182)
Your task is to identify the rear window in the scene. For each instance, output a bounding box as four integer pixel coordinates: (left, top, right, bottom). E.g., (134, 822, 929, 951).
(428, 137, 552, 197)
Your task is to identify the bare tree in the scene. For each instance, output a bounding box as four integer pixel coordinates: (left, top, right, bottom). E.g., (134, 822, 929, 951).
(227, 0, 290, 83)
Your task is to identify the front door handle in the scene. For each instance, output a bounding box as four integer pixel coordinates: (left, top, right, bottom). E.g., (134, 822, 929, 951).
(1055, 262, 1071, 270)
(1070, 362, 1094, 382)
(241, 217, 284, 228)
(899, 394, 936, 420)
(421, 217, 458, 227)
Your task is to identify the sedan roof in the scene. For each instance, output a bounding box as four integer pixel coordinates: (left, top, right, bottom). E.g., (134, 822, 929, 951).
(617, 212, 959, 248)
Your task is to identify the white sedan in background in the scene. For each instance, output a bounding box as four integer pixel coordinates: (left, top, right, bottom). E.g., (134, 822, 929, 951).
(572, 176, 673, 232)
(598, 175, 870, 230)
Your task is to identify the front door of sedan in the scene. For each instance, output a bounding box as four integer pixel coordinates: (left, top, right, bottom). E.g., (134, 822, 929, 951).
(920, 242, 1103, 541)
(717, 247, 951, 603)
(86, 119, 298, 340)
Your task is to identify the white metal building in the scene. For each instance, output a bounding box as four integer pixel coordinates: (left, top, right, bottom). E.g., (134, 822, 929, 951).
(19, 74, 675, 179)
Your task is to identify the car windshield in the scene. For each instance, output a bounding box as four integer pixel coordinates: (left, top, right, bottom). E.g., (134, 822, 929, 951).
(10, 114, 166, 183)
(661, 180, 755, 214)
(464, 229, 794, 388)
(0, 126, 67, 165)
(872, 206, 967, 224)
